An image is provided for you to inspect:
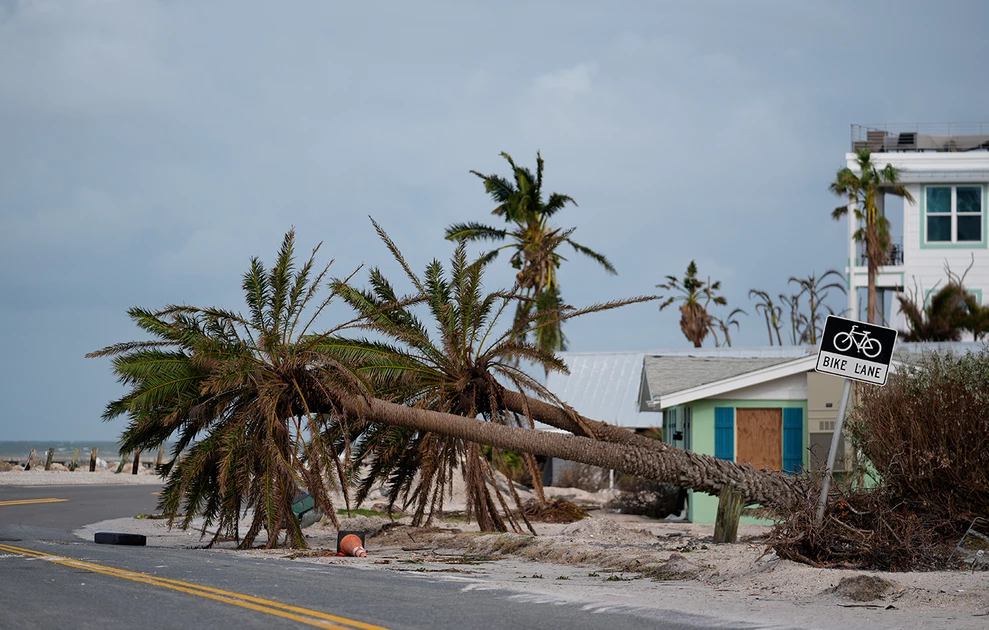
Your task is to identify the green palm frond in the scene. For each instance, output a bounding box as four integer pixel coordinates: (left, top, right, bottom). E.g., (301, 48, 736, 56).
(449, 152, 617, 358)
(89, 230, 366, 549)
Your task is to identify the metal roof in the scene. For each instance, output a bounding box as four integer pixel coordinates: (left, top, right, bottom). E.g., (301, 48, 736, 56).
(543, 351, 659, 429)
(539, 343, 986, 430)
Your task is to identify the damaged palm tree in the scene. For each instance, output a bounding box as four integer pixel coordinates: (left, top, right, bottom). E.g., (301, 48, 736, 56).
(657, 261, 728, 348)
(329, 219, 649, 532)
(90, 227, 808, 548)
(87, 231, 361, 548)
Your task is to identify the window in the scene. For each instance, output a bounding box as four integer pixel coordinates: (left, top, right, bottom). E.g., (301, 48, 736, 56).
(923, 185, 986, 246)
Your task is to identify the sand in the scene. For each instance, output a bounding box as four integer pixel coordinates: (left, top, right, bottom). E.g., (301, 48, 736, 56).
(5, 469, 988, 629)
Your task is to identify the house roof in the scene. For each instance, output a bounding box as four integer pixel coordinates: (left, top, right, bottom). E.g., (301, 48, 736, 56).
(543, 351, 658, 429)
(647, 355, 819, 409)
(642, 355, 799, 399)
(645, 342, 987, 409)
(542, 343, 986, 422)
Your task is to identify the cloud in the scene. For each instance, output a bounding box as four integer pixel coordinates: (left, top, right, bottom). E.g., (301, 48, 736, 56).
(532, 62, 598, 102)
(0, 0, 181, 116)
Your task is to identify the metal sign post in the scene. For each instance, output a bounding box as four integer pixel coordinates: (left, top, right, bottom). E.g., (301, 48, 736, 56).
(813, 315, 897, 525)
(815, 379, 852, 523)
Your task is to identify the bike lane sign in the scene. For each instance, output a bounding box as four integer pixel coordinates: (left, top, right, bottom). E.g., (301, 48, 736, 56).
(815, 315, 898, 386)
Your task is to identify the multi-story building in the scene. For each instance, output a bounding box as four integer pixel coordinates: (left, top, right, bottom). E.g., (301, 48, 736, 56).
(843, 124, 989, 332)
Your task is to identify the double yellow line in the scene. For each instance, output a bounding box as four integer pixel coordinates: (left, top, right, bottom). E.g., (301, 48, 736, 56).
(0, 498, 69, 507)
(0, 543, 387, 630)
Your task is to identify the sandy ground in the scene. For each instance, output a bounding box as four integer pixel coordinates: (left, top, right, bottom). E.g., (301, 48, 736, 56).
(5, 469, 988, 629)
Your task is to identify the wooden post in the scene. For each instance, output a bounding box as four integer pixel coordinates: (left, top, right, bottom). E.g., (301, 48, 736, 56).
(713, 485, 744, 544)
(116, 452, 130, 474)
(89, 446, 98, 472)
(131, 451, 141, 475)
(70, 448, 80, 471)
(25, 449, 36, 471)
(44, 448, 55, 471)
(156, 448, 164, 467)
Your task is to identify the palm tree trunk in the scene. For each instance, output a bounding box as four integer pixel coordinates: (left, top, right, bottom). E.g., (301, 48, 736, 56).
(343, 395, 804, 509)
(867, 261, 877, 323)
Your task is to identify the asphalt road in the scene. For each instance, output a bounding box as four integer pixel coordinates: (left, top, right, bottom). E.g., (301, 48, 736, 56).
(0, 485, 769, 630)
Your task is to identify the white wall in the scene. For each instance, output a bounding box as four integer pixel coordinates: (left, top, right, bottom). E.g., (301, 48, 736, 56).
(844, 152, 989, 334)
(709, 372, 808, 400)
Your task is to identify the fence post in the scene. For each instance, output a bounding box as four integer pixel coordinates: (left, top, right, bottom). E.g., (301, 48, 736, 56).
(44, 448, 55, 471)
(70, 448, 80, 471)
(713, 486, 744, 544)
(25, 449, 37, 471)
(131, 451, 141, 475)
(89, 446, 98, 472)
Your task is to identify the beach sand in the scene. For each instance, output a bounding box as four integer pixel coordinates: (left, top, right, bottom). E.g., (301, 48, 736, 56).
(4, 469, 987, 629)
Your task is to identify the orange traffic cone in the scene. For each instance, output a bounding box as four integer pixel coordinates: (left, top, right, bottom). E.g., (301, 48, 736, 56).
(337, 533, 367, 557)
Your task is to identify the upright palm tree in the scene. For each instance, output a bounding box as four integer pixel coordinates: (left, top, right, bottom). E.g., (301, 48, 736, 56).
(711, 308, 746, 347)
(445, 152, 616, 357)
(657, 261, 727, 347)
(330, 219, 647, 531)
(830, 149, 914, 324)
(749, 289, 784, 346)
(87, 231, 361, 549)
(788, 270, 846, 344)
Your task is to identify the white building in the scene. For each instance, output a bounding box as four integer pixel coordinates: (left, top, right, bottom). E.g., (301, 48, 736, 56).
(844, 124, 989, 331)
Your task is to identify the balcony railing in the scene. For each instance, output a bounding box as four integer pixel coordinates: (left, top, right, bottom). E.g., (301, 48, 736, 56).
(852, 123, 989, 153)
(859, 243, 903, 267)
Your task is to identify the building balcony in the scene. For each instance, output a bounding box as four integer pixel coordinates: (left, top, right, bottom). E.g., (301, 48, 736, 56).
(858, 243, 904, 267)
(852, 123, 989, 154)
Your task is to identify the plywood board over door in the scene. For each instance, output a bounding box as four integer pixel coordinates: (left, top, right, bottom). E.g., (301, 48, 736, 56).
(736, 408, 782, 470)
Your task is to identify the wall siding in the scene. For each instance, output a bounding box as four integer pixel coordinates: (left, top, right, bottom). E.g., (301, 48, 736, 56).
(687, 399, 808, 525)
(894, 182, 989, 332)
(709, 373, 808, 401)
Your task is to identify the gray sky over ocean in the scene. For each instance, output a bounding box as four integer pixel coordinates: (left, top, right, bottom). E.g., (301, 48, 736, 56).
(2, 1, 988, 440)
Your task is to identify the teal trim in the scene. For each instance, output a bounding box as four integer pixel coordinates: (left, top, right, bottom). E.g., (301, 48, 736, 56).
(782, 408, 803, 474)
(714, 407, 734, 461)
(919, 184, 988, 249)
(924, 287, 983, 306)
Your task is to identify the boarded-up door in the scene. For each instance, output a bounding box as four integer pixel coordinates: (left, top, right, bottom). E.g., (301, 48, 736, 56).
(736, 408, 782, 470)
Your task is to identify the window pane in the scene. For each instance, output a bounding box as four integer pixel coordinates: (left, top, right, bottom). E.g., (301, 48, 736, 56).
(928, 216, 951, 241)
(957, 215, 982, 242)
(926, 187, 951, 213)
(957, 187, 982, 214)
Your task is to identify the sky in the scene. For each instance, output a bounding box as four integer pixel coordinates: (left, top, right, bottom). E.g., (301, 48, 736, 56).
(2, 0, 988, 441)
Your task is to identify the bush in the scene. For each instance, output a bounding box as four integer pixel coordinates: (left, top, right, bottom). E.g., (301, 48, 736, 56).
(846, 348, 989, 523)
(772, 348, 989, 570)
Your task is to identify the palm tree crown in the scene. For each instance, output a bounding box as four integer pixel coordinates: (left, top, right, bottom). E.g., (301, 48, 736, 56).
(87, 231, 360, 548)
(331, 219, 646, 531)
(445, 151, 616, 356)
(657, 261, 728, 348)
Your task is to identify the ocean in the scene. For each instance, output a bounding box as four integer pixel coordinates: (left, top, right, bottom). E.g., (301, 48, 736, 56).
(0, 440, 173, 463)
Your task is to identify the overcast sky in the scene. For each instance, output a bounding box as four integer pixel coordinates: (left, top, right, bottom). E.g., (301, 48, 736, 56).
(3, 0, 988, 440)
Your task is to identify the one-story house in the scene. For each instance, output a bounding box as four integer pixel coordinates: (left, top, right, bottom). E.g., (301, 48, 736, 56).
(544, 343, 983, 524)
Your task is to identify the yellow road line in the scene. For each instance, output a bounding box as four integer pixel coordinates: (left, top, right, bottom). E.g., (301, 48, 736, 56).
(0, 543, 388, 630)
(0, 498, 68, 507)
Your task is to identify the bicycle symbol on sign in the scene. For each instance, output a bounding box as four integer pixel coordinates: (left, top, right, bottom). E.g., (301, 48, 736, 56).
(832, 325, 882, 358)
